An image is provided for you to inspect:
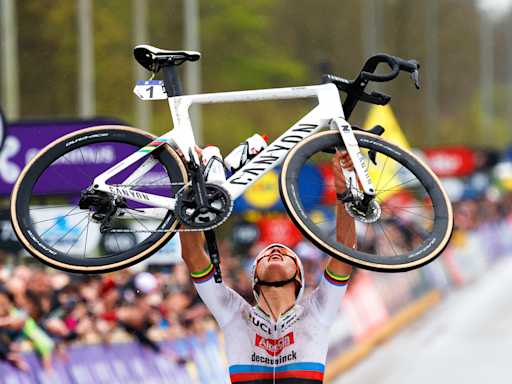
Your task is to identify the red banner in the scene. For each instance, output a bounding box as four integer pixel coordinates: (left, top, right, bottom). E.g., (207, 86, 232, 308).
(257, 216, 303, 248)
(421, 145, 475, 178)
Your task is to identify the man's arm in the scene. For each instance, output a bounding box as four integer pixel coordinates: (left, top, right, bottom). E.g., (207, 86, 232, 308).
(179, 231, 247, 328)
(180, 231, 211, 274)
(326, 150, 355, 277)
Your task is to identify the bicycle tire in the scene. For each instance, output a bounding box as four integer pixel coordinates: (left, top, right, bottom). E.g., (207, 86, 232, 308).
(280, 130, 453, 272)
(11, 125, 188, 274)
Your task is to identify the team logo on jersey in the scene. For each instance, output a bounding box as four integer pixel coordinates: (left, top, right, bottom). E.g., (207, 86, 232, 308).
(248, 313, 272, 335)
(255, 332, 294, 355)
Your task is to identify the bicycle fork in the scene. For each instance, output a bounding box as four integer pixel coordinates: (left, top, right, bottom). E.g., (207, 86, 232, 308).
(331, 117, 377, 217)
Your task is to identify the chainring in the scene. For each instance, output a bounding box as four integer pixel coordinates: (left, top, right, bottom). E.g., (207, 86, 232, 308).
(175, 184, 233, 230)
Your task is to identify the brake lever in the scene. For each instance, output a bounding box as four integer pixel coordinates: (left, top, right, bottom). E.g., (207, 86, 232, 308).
(411, 69, 420, 89)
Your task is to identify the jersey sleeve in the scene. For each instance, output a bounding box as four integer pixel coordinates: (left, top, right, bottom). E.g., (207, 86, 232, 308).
(190, 263, 247, 328)
(303, 266, 350, 327)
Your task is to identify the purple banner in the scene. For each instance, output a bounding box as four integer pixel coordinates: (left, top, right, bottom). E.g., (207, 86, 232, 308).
(0, 332, 230, 384)
(0, 119, 177, 214)
(0, 119, 124, 196)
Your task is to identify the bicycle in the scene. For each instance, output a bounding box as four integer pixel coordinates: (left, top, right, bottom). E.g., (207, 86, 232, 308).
(10, 45, 453, 275)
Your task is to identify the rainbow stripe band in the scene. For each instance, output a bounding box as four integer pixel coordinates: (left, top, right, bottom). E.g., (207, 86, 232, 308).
(280, 304, 295, 318)
(324, 266, 350, 286)
(190, 263, 215, 284)
(256, 305, 271, 319)
(229, 362, 324, 383)
(138, 140, 166, 153)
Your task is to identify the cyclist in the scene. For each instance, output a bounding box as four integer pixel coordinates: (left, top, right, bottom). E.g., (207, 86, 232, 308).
(179, 150, 355, 384)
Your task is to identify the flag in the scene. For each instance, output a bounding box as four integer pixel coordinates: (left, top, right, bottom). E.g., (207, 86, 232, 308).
(361, 105, 410, 201)
(363, 105, 410, 149)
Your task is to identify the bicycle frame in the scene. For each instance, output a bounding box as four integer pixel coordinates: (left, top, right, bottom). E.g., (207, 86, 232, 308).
(92, 83, 376, 219)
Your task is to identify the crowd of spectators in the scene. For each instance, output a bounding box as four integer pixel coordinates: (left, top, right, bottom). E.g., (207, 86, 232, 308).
(0, 189, 511, 373)
(0, 262, 221, 373)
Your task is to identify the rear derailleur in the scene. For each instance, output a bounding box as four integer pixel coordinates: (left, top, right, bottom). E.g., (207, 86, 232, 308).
(78, 189, 127, 233)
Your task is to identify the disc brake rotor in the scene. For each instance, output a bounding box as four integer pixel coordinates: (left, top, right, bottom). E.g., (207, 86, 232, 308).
(344, 199, 381, 223)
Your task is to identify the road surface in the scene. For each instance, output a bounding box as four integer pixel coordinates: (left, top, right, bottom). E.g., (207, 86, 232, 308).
(332, 255, 512, 384)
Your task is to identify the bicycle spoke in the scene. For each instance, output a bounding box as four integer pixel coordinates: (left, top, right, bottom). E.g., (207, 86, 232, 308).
(378, 221, 413, 252)
(377, 220, 398, 256)
(300, 165, 337, 194)
(93, 143, 99, 178)
(39, 206, 80, 237)
(112, 232, 122, 253)
(344, 218, 355, 246)
(377, 164, 404, 194)
(306, 201, 343, 212)
(67, 221, 89, 254)
(33, 211, 88, 224)
(377, 201, 430, 242)
(375, 155, 388, 191)
(78, 147, 92, 180)
(30, 205, 78, 210)
(51, 215, 89, 248)
(83, 216, 90, 258)
(377, 197, 435, 221)
(61, 152, 92, 181)
(361, 221, 371, 251)
(35, 179, 78, 194)
(126, 210, 151, 232)
(47, 166, 83, 193)
(376, 178, 423, 195)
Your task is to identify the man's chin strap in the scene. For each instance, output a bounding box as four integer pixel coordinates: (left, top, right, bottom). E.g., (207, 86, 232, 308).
(257, 276, 297, 287)
(256, 271, 297, 288)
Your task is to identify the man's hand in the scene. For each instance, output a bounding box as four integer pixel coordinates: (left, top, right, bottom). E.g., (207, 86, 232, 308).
(332, 150, 354, 193)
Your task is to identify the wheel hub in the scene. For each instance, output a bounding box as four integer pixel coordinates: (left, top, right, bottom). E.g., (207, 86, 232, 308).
(78, 189, 121, 233)
(345, 199, 381, 223)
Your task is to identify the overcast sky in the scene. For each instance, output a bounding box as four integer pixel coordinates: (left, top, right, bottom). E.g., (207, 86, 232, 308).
(478, 0, 512, 20)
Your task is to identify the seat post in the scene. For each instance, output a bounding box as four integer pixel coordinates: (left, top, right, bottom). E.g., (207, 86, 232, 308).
(162, 64, 184, 97)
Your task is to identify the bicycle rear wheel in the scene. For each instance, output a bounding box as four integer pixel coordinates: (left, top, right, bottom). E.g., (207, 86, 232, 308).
(11, 126, 188, 274)
(280, 130, 453, 272)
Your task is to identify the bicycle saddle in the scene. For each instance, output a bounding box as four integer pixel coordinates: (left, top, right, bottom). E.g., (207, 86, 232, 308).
(134, 44, 201, 72)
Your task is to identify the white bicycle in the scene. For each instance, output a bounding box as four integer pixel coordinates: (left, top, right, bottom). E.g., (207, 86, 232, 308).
(11, 45, 453, 275)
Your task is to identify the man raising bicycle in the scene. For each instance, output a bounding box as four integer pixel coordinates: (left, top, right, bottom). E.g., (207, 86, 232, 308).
(179, 150, 355, 384)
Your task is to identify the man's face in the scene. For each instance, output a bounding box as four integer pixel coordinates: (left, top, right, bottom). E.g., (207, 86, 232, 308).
(255, 247, 299, 284)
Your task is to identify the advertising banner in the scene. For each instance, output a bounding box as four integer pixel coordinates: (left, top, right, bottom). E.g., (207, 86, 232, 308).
(0, 120, 123, 196)
(0, 332, 229, 384)
(422, 145, 475, 178)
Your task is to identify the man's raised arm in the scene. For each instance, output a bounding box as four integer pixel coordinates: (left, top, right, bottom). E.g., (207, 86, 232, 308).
(326, 151, 355, 278)
(179, 232, 211, 274)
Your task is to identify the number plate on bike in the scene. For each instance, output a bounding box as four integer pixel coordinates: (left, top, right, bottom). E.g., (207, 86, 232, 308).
(134, 80, 168, 100)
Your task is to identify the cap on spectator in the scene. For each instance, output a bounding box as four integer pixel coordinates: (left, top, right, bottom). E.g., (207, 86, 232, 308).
(134, 272, 158, 294)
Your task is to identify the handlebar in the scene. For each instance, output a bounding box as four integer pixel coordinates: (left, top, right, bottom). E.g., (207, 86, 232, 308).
(359, 54, 420, 83)
(323, 53, 420, 119)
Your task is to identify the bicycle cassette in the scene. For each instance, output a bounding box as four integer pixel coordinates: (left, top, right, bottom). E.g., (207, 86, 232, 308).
(175, 184, 233, 230)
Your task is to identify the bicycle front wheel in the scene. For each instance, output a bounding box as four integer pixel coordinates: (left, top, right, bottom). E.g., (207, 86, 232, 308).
(280, 130, 453, 272)
(11, 126, 188, 274)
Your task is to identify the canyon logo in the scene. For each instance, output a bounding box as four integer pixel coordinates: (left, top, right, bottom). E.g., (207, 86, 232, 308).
(255, 332, 294, 356)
